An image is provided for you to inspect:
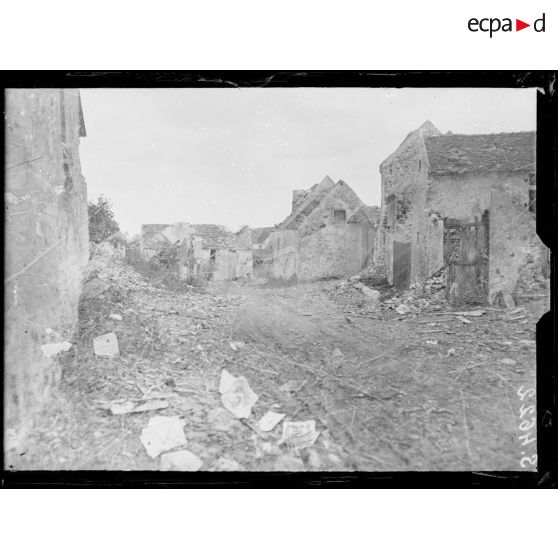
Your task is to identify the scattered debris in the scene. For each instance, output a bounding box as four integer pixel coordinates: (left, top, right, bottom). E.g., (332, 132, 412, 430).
(273, 454, 306, 471)
(41, 341, 72, 358)
(160, 449, 203, 471)
(220, 374, 259, 419)
(258, 411, 286, 432)
(219, 369, 236, 394)
(356, 283, 381, 305)
(519, 340, 536, 347)
(81, 276, 109, 299)
(93, 332, 120, 358)
(279, 379, 308, 393)
(208, 407, 239, 432)
(509, 307, 525, 315)
(500, 358, 517, 366)
(212, 456, 242, 471)
(110, 399, 169, 415)
(140, 415, 187, 458)
(456, 309, 485, 317)
(278, 420, 320, 449)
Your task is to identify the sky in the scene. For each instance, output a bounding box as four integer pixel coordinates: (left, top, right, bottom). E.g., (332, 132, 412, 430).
(79, 88, 536, 236)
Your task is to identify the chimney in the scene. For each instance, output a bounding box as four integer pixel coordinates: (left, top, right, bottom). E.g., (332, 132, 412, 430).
(292, 189, 305, 209)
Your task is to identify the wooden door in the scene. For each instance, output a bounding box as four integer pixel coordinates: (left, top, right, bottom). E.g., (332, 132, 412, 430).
(444, 212, 489, 305)
(393, 241, 412, 290)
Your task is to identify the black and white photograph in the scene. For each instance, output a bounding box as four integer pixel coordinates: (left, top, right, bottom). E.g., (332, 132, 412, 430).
(3, 80, 551, 476)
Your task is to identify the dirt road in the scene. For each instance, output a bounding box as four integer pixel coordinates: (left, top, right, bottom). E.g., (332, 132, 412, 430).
(211, 280, 540, 471)
(9, 260, 540, 472)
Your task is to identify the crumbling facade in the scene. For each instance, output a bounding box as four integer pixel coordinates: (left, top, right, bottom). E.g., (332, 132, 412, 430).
(5, 89, 89, 438)
(141, 222, 253, 282)
(248, 227, 274, 281)
(272, 176, 379, 281)
(376, 121, 544, 305)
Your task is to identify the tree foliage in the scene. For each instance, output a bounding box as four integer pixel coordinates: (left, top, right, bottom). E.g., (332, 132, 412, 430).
(88, 195, 120, 243)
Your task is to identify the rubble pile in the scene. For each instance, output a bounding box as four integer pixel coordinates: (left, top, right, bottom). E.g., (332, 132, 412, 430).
(513, 252, 550, 302)
(385, 270, 448, 313)
(153, 241, 180, 269)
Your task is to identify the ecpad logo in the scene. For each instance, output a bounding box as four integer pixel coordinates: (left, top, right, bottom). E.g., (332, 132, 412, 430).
(468, 13, 546, 37)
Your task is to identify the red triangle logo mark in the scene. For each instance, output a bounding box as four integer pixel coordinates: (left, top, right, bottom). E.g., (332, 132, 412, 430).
(516, 19, 530, 31)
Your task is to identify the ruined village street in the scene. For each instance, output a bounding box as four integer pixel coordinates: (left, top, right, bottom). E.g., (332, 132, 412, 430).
(8, 256, 541, 472)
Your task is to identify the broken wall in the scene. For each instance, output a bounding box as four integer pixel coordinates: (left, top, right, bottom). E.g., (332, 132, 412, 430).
(271, 230, 299, 280)
(178, 242, 253, 282)
(377, 130, 429, 284)
(4, 89, 89, 438)
(427, 171, 543, 304)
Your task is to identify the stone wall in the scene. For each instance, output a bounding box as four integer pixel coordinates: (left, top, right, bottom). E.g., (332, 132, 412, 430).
(377, 128, 429, 284)
(272, 225, 374, 281)
(4, 89, 89, 438)
(271, 230, 299, 280)
(178, 238, 253, 282)
(427, 171, 542, 303)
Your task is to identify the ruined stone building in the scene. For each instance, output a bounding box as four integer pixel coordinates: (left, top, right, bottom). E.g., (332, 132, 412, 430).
(376, 121, 545, 305)
(247, 227, 275, 279)
(140, 222, 253, 281)
(5, 89, 89, 438)
(92, 230, 127, 259)
(272, 175, 379, 281)
(249, 227, 275, 251)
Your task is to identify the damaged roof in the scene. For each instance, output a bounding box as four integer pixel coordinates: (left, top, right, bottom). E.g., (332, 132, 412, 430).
(141, 223, 249, 250)
(250, 227, 274, 245)
(279, 175, 336, 230)
(190, 224, 241, 249)
(425, 131, 536, 175)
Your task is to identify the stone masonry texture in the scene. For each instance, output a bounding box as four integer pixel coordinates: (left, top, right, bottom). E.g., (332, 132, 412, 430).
(4, 89, 89, 439)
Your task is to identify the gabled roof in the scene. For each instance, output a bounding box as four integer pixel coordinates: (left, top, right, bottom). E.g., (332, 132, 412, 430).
(381, 120, 441, 169)
(279, 175, 336, 230)
(347, 204, 380, 226)
(250, 227, 274, 245)
(425, 131, 536, 175)
(141, 223, 244, 250)
(190, 224, 239, 249)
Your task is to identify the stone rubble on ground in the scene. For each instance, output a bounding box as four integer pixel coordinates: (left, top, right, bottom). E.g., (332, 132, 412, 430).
(278, 420, 320, 450)
(40, 341, 72, 358)
(93, 332, 120, 358)
(220, 373, 259, 419)
(500, 358, 517, 366)
(140, 415, 187, 458)
(110, 398, 169, 415)
(258, 410, 286, 432)
(160, 449, 203, 471)
(396, 304, 411, 315)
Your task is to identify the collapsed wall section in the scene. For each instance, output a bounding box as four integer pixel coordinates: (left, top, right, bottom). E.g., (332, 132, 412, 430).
(4, 89, 89, 437)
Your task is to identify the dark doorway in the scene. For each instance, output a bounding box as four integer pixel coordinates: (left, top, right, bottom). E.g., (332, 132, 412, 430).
(444, 211, 489, 305)
(393, 241, 412, 290)
(333, 209, 346, 225)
